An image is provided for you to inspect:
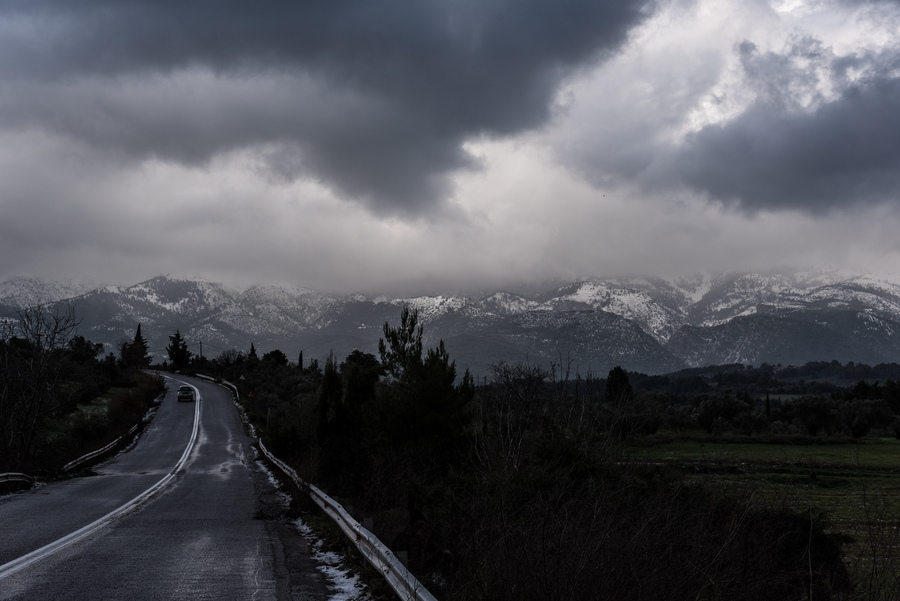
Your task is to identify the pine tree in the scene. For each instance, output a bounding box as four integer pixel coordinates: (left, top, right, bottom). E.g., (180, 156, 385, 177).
(166, 329, 191, 369)
(378, 306, 423, 381)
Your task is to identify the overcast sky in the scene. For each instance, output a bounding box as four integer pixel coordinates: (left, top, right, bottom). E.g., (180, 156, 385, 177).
(2, 0, 900, 295)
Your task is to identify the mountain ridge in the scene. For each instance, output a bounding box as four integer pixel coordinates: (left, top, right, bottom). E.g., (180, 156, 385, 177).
(3, 271, 900, 375)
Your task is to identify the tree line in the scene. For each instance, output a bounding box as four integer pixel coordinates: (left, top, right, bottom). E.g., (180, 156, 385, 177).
(0, 306, 163, 473)
(192, 308, 866, 600)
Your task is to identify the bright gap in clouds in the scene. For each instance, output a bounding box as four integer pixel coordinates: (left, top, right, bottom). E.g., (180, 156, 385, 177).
(454, 136, 900, 285)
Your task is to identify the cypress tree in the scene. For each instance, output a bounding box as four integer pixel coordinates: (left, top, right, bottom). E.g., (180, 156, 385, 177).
(122, 323, 151, 367)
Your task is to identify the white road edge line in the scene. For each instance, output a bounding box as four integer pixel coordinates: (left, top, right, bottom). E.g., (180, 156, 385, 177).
(0, 377, 202, 580)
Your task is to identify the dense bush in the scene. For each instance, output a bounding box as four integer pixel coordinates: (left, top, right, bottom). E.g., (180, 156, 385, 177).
(443, 467, 849, 601)
(107, 372, 165, 430)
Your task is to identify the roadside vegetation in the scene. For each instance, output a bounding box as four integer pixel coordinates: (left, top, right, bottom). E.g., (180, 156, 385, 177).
(0, 305, 164, 475)
(182, 308, 900, 601)
(13, 299, 897, 598)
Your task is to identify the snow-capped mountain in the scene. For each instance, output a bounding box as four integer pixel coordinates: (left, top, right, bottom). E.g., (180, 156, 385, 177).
(0, 276, 102, 309)
(474, 292, 541, 316)
(4, 271, 900, 375)
(535, 280, 688, 343)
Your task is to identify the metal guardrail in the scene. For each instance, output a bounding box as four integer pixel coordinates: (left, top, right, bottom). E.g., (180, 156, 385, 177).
(62, 383, 167, 473)
(221, 380, 239, 398)
(195, 374, 238, 399)
(0, 379, 202, 581)
(258, 440, 438, 601)
(0, 472, 35, 486)
(62, 423, 140, 473)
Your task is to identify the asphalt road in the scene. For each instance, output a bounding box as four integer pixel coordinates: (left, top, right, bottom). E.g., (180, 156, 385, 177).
(0, 375, 327, 600)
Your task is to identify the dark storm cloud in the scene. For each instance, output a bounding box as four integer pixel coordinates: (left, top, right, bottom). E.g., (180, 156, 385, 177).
(0, 0, 652, 214)
(675, 80, 900, 212)
(673, 39, 900, 213)
(656, 37, 900, 213)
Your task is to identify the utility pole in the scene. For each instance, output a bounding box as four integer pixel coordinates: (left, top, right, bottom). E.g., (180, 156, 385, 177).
(199, 340, 203, 359)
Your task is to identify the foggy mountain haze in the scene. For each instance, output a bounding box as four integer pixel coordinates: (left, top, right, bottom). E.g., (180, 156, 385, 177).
(2, 1, 900, 295)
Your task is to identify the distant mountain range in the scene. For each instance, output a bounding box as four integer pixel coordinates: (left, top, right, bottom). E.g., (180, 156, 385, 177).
(3, 271, 900, 375)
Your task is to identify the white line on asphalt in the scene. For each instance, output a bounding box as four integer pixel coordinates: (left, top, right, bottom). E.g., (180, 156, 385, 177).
(0, 377, 202, 580)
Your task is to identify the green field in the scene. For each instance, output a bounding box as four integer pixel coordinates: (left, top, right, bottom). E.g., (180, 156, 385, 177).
(626, 437, 900, 520)
(629, 437, 900, 469)
(627, 437, 900, 594)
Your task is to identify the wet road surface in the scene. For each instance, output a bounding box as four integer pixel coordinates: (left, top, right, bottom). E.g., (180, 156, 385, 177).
(0, 375, 328, 600)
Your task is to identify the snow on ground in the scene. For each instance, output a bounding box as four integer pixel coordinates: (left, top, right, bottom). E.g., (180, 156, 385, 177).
(394, 294, 471, 320)
(233, 399, 257, 438)
(668, 273, 714, 304)
(256, 451, 372, 601)
(293, 519, 373, 601)
(254, 458, 295, 517)
(0, 276, 102, 308)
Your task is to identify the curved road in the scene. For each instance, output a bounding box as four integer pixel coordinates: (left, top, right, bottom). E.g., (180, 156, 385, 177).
(0, 375, 327, 600)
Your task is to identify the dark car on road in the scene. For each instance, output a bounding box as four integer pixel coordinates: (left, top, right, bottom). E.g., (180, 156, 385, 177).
(176, 386, 195, 402)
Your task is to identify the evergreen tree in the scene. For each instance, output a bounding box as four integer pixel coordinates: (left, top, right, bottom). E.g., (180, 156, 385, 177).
(262, 349, 288, 366)
(341, 350, 382, 407)
(334, 351, 381, 481)
(378, 306, 423, 381)
(246, 342, 259, 370)
(318, 351, 342, 437)
(134, 324, 148, 355)
(121, 323, 151, 367)
(166, 329, 192, 369)
(605, 366, 634, 405)
(378, 309, 467, 465)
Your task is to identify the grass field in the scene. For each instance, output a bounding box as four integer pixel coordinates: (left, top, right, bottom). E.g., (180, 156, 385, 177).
(627, 436, 900, 596)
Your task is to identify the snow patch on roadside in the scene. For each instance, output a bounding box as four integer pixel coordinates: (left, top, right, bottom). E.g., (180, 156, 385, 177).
(233, 399, 257, 438)
(256, 441, 371, 600)
(254, 455, 293, 506)
(294, 518, 372, 601)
